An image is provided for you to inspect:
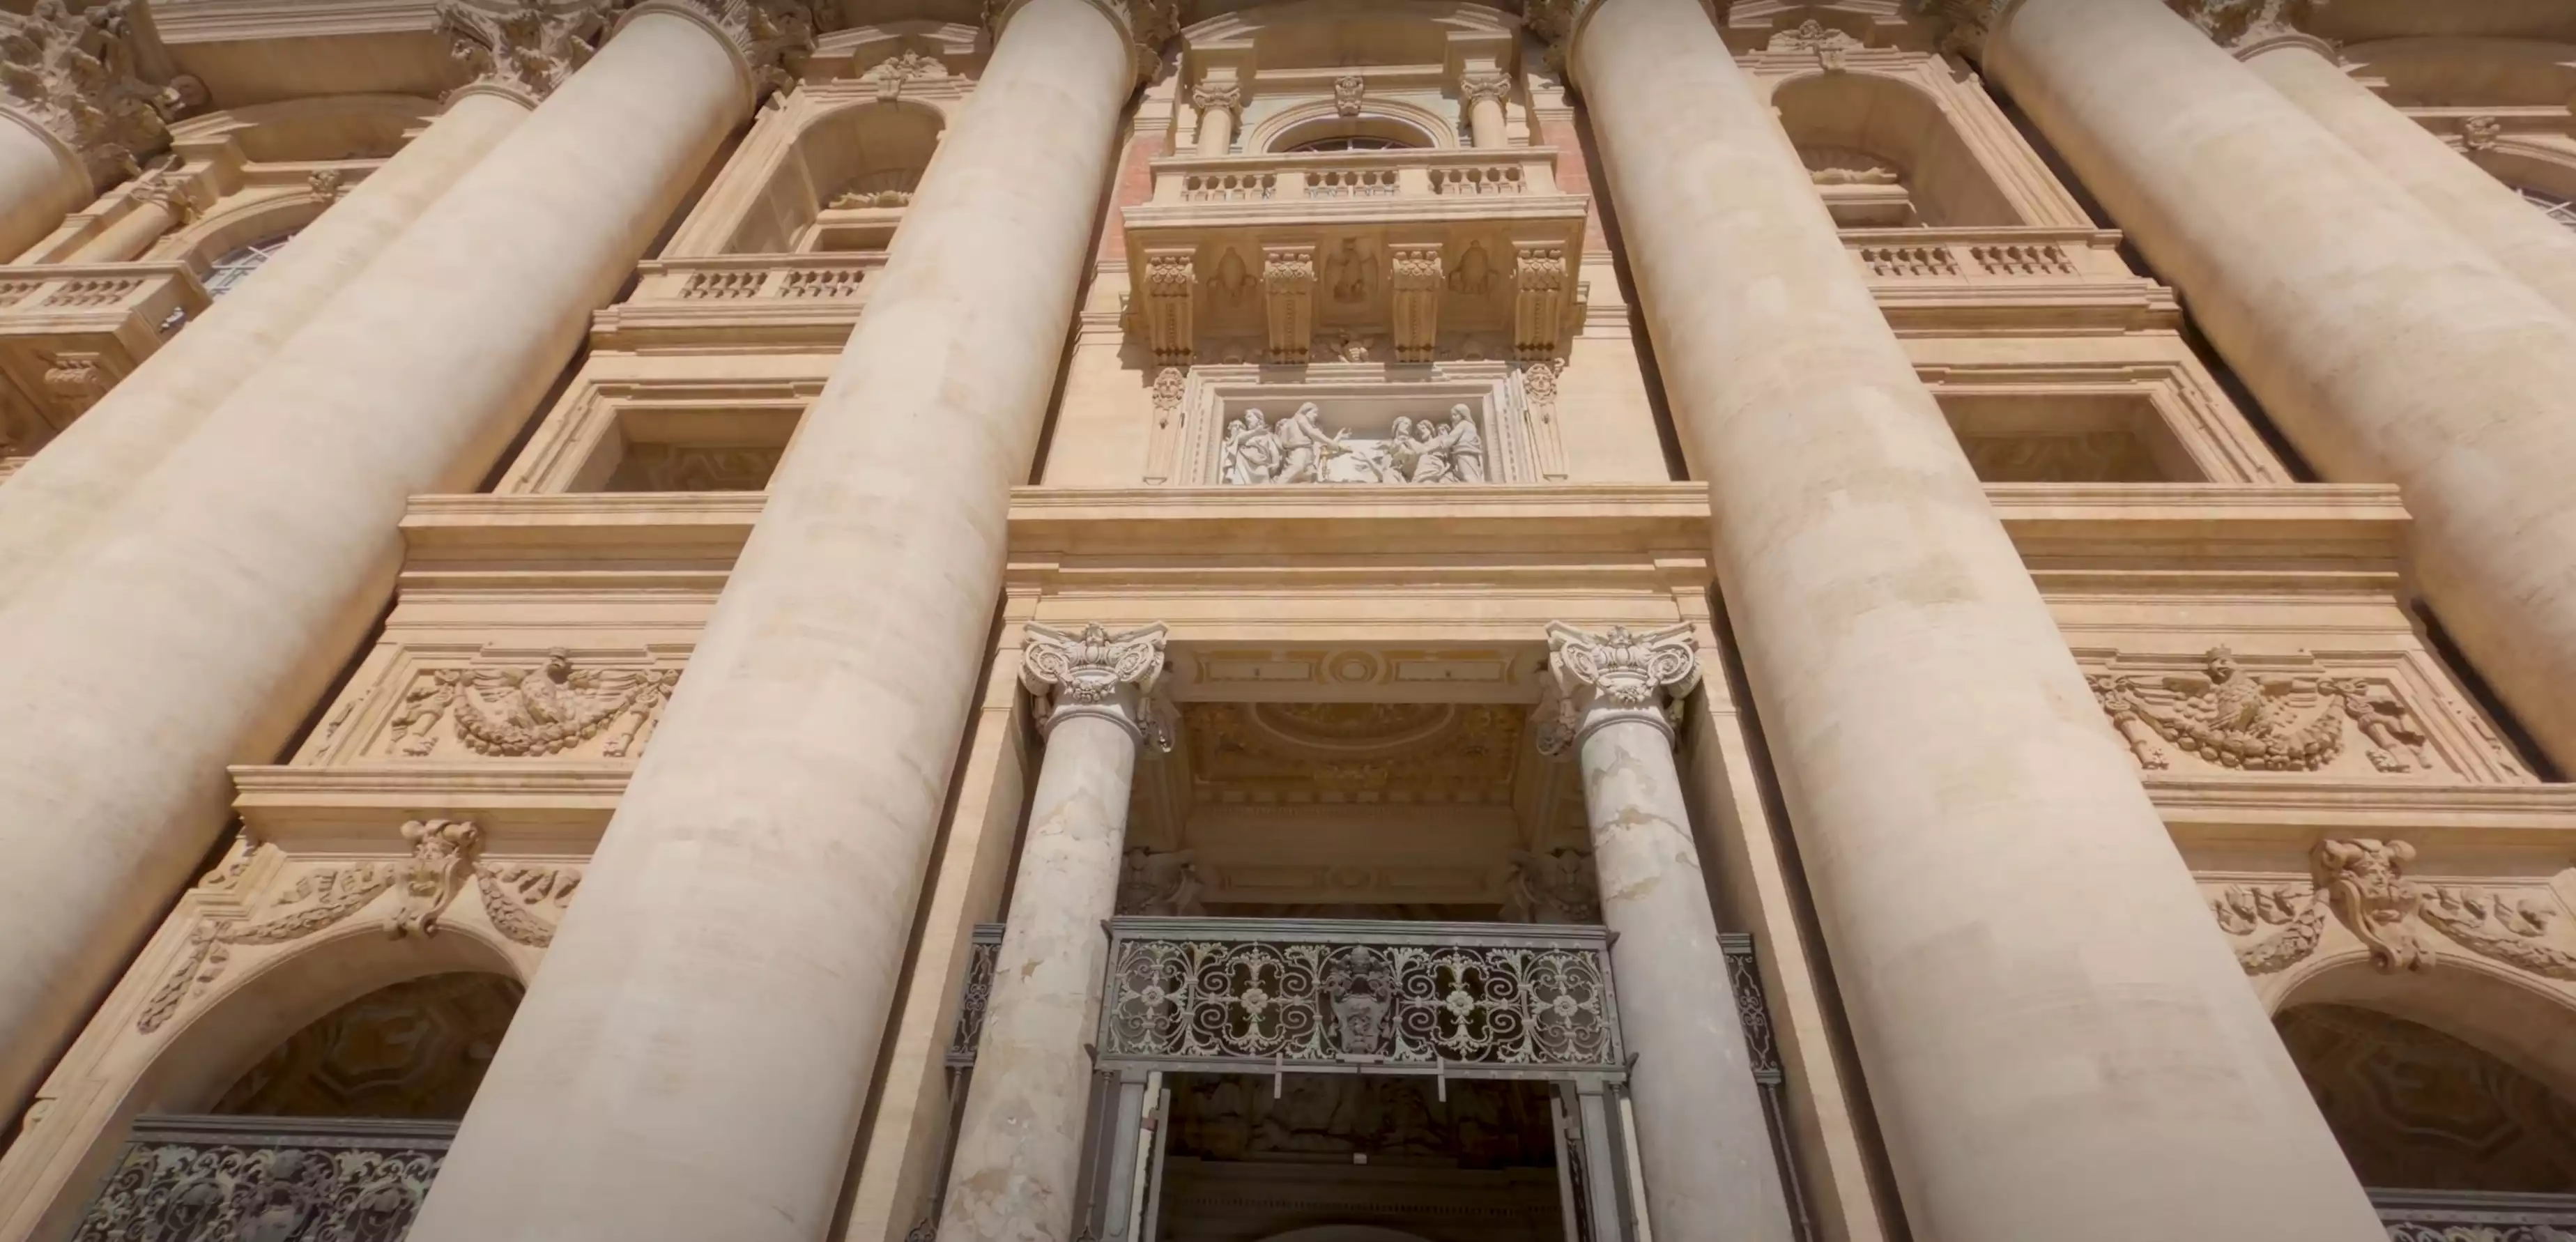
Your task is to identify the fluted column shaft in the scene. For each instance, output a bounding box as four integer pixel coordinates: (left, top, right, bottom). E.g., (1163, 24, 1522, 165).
(405, 3, 1139, 1239)
(1540, 623, 1792, 1242)
(0, 6, 750, 1117)
(0, 89, 530, 608)
(1556, 0, 2380, 1238)
(939, 623, 1167, 1242)
(1981, 0, 2576, 769)
(2245, 38, 2576, 324)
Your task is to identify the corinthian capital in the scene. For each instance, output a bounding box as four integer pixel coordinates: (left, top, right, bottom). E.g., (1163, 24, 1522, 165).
(987, 0, 1179, 89)
(1535, 621, 1701, 756)
(640, 0, 816, 100)
(436, 1, 617, 107)
(1021, 622, 1174, 746)
(2169, 0, 2331, 53)
(1520, 0, 1601, 82)
(0, 0, 204, 188)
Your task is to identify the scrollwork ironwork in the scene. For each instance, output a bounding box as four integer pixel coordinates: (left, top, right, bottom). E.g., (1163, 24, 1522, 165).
(1098, 917, 1619, 1071)
(71, 1114, 453, 1241)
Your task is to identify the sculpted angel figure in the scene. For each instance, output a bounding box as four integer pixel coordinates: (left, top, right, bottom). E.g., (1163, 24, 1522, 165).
(1443, 404, 1487, 483)
(1220, 409, 1282, 484)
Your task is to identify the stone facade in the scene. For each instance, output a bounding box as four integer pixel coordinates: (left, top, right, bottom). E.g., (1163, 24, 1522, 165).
(0, 2, 2573, 1241)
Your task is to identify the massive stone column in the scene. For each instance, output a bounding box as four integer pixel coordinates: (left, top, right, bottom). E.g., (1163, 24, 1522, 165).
(1965, 0, 2576, 770)
(0, 2, 196, 260)
(1536, 622, 1793, 1242)
(939, 622, 1168, 1242)
(0, 0, 768, 1119)
(404, 3, 1150, 1239)
(2239, 31, 2576, 327)
(1529, 0, 2382, 1238)
(0, 0, 589, 606)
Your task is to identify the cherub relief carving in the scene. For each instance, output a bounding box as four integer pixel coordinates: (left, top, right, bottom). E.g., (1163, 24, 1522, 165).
(2208, 838, 2576, 981)
(2089, 647, 2430, 773)
(388, 650, 677, 758)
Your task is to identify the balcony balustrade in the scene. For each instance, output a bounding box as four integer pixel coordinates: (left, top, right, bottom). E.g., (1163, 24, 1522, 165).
(70, 1114, 452, 1241)
(2372, 1188, 2576, 1241)
(589, 253, 888, 350)
(1841, 227, 2177, 330)
(0, 261, 207, 450)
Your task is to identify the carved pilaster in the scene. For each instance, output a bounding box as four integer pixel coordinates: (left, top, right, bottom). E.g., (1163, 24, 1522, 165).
(0, 0, 204, 188)
(641, 0, 817, 100)
(1141, 246, 1196, 366)
(1262, 241, 1317, 364)
(434, 0, 617, 106)
(1020, 622, 1174, 748)
(1389, 241, 1443, 363)
(1535, 620, 1701, 756)
(1510, 239, 1569, 361)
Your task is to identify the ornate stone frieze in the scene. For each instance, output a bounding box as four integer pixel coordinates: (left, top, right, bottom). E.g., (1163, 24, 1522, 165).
(1117, 845, 1206, 915)
(1218, 402, 1486, 486)
(860, 49, 944, 102)
(656, 0, 817, 100)
(434, 0, 615, 105)
(1020, 621, 1173, 745)
(138, 827, 579, 1033)
(2089, 647, 2434, 774)
(1535, 620, 1701, 756)
(0, 0, 204, 187)
(384, 649, 679, 760)
(2208, 838, 2576, 981)
(1501, 846, 1602, 924)
(1771, 19, 1861, 72)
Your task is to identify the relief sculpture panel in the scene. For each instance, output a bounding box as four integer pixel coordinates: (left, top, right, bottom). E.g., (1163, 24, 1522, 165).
(2085, 647, 2527, 780)
(305, 647, 685, 765)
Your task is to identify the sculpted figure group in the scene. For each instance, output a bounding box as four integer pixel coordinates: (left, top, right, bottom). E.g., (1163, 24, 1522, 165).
(1220, 401, 1487, 485)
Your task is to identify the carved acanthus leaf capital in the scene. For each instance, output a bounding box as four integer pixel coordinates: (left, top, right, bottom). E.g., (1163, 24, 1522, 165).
(1458, 70, 1511, 107)
(1190, 81, 1243, 118)
(647, 0, 816, 101)
(1536, 621, 1700, 756)
(435, 0, 618, 106)
(2167, 0, 2335, 55)
(1021, 621, 1174, 746)
(986, 0, 1177, 89)
(0, 0, 204, 187)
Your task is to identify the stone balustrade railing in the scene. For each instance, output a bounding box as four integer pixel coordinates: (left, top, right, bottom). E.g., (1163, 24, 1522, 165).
(70, 1114, 455, 1241)
(1151, 148, 1563, 206)
(1843, 227, 2130, 284)
(590, 253, 891, 348)
(2371, 1188, 2576, 1241)
(0, 260, 207, 445)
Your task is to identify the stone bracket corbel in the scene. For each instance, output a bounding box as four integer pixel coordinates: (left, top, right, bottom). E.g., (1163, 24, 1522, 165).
(1510, 238, 1571, 361)
(1388, 240, 1444, 363)
(1262, 241, 1318, 364)
(1141, 246, 1197, 366)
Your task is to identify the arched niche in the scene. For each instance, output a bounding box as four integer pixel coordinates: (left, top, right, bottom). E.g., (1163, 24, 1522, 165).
(131, 923, 524, 1119)
(2273, 953, 2576, 1109)
(721, 99, 946, 254)
(2276, 1002, 2576, 1193)
(1263, 109, 1443, 153)
(204, 972, 522, 1121)
(1771, 71, 2020, 227)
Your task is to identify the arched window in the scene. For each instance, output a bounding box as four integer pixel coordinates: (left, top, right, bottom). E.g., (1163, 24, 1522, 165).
(1282, 135, 1415, 153)
(204, 233, 297, 298)
(2517, 186, 2576, 233)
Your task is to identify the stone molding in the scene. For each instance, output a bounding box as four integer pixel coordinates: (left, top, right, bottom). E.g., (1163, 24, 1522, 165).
(621, 0, 815, 102)
(1535, 620, 1700, 756)
(434, 0, 618, 107)
(1020, 620, 1175, 747)
(987, 0, 1179, 89)
(0, 0, 205, 188)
